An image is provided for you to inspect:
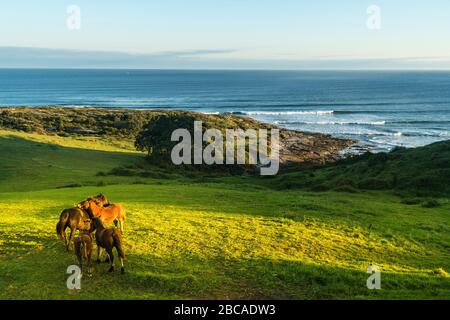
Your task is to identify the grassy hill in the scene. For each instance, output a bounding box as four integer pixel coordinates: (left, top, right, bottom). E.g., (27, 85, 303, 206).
(0, 129, 449, 299)
(268, 141, 450, 197)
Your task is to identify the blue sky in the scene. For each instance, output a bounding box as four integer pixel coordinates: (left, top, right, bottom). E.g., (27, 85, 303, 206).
(1, 0, 450, 69)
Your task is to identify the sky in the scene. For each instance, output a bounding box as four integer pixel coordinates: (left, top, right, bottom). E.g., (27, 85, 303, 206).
(1, 0, 450, 69)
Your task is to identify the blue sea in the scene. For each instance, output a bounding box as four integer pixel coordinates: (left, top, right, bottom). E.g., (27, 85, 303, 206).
(0, 69, 449, 151)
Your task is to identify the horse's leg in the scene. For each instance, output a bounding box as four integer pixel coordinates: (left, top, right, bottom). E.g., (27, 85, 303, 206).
(87, 247, 92, 276)
(115, 235, 125, 274)
(97, 246, 102, 264)
(76, 244, 83, 275)
(62, 226, 68, 248)
(106, 248, 114, 272)
(119, 257, 125, 274)
(83, 242, 88, 275)
(67, 228, 74, 252)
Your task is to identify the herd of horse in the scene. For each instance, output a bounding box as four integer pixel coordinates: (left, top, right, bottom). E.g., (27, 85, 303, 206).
(56, 194, 127, 275)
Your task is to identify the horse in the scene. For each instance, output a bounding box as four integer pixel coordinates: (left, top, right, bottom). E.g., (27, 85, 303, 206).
(56, 207, 91, 251)
(73, 220, 93, 276)
(90, 217, 125, 274)
(93, 193, 109, 207)
(79, 198, 126, 233)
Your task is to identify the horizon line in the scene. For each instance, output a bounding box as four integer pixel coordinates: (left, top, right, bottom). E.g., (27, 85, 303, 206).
(1, 67, 450, 72)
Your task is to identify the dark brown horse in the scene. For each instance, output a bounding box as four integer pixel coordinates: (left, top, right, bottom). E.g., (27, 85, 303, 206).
(90, 217, 125, 274)
(74, 220, 93, 275)
(56, 207, 90, 251)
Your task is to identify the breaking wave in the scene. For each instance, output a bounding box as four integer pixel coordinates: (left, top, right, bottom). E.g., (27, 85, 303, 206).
(235, 110, 335, 116)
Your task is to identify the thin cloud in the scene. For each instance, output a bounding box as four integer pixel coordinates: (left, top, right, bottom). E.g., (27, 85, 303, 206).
(0, 46, 238, 68)
(1, 46, 449, 69)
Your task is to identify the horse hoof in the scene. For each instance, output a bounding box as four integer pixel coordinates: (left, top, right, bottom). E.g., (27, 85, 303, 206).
(121, 268, 125, 274)
(108, 266, 114, 273)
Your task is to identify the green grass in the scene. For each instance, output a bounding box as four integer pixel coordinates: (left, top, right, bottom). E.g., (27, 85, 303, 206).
(0, 130, 144, 192)
(267, 141, 450, 196)
(0, 130, 449, 299)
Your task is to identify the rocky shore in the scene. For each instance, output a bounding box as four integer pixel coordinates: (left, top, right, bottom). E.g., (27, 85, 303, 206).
(278, 129, 355, 165)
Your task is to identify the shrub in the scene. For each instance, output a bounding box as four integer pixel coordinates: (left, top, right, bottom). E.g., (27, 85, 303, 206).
(109, 167, 137, 176)
(358, 178, 391, 190)
(139, 171, 172, 179)
(421, 199, 441, 208)
(333, 185, 359, 193)
(135, 113, 198, 160)
(310, 184, 331, 192)
(400, 198, 421, 205)
(367, 152, 389, 166)
(57, 183, 83, 189)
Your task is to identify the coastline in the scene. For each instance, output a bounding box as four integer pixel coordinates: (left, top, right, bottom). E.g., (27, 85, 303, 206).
(0, 106, 356, 166)
(1, 70, 449, 152)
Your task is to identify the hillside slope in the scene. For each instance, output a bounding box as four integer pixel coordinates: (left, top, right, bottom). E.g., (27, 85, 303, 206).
(270, 140, 450, 196)
(0, 129, 449, 300)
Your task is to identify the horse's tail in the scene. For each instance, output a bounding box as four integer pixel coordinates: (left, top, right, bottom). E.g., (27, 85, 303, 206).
(112, 230, 125, 259)
(117, 204, 126, 221)
(56, 211, 69, 239)
(56, 221, 62, 239)
(117, 205, 126, 233)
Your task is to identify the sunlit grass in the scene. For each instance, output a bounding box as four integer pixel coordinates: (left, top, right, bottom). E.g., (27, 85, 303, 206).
(0, 130, 449, 299)
(0, 129, 137, 153)
(1, 184, 449, 299)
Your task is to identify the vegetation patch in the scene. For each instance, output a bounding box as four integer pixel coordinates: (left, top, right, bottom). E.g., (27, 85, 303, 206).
(0, 113, 449, 300)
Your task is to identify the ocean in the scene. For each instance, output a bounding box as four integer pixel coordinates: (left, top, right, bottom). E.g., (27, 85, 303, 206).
(0, 69, 449, 151)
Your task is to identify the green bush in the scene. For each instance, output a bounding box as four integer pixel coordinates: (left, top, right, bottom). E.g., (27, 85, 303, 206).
(333, 185, 359, 193)
(310, 184, 331, 192)
(400, 198, 421, 205)
(358, 178, 391, 190)
(421, 199, 441, 208)
(57, 183, 83, 189)
(109, 167, 137, 176)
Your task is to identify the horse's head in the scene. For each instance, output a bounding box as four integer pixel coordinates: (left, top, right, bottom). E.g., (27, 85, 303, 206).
(82, 219, 91, 231)
(78, 198, 94, 210)
(94, 193, 109, 207)
(90, 217, 105, 233)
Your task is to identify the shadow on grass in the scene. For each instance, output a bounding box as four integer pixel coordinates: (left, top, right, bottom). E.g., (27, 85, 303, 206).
(0, 135, 144, 192)
(3, 242, 449, 300)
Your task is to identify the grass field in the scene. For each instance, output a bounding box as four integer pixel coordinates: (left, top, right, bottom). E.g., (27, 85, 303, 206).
(0, 129, 449, 299)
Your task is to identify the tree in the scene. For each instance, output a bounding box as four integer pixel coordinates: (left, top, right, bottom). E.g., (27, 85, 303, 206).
(135, 113, 197, 161)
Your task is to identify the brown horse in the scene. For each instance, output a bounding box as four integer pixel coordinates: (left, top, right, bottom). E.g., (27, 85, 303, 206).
(92, 193, 109, 207)
(74, 220, 93, 275)
(56, 207, 91, 251)
(79, 198, 126, 233)
(90, 217, 125, 274)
